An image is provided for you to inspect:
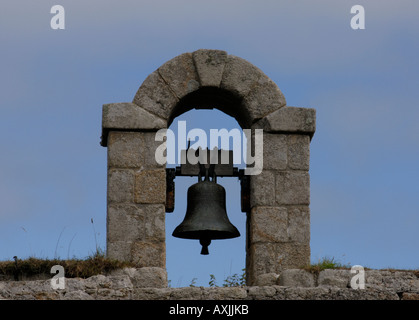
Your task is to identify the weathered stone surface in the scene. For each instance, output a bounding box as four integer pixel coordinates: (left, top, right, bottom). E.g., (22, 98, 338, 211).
(247, 243, 310, 284)
(318, 269, 351, 288)
(158, 52, 200, 99)
(76, 274, 134, 300)
(170, 286, 204, 300)
(193, 49, 228, 87)
(127, 267, 167, 288)
(107, 203, 144, 242)
(102, 103, 166, 131)
(108, 275, 134, 290)
(220, 55, 265, 97)
(107, 169, 134, 203)
(254, 106, 316, 136)
(134, 287, 171, 300)
(402, 292, 419, 300)
(106, 268, 168, 294)
(220, 55, 286, 124)
(283, 286, 330, 300)
(365, 270, 419, 292)
(279, 269, 315, 287)
(252, 273, 280, 286)
(107, 131, 165, 169)
(276, 243, 311, 270)
(328, 287, 399, 300)
(107, 132, 144, 168)
(247, 243, 279, 284)
(64, 278, 87, 292)
(133, 70, 178, 120)
(84, 274, 109, 289)
(250, 170, 275, 207)
(107, 204, 165, 243)
(96, 287, 133, 300)
(106, 240, 132, 261)
(281, 286, 398, 300)
(275, 171, 310, 205)
(287, 135, 310, 170)
(62, 290, 94, 300)
(364, 270, 388, 286)
(206, 287, 248, 300)
(242, 76, 286, 121)
(130, 241, 165, 268)
(134, 169, 166, 204)
(4, 280, 58, 300)
(287, 206, 310, 243)
(247, 285, 277, 299)
(143, 205, 166, 240)
(250, 206, 288, 243)
(1, 269, 417, 300)
(262, 133, 287, 170)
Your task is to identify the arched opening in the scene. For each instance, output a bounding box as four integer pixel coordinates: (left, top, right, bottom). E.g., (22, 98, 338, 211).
(168, 87, 249, 129)
(165, 108, 246, 287)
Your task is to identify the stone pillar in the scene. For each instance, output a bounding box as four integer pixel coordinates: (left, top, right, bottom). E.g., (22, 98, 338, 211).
(101, 102, 168, 278)
(246, 106, 316, 285)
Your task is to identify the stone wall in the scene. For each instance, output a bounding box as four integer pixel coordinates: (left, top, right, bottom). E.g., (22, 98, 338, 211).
(1, 268, 419, 300)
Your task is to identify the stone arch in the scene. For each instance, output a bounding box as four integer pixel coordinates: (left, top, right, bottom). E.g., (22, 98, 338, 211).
(132, 50, 286, 129)
(101, 49, 316, 287)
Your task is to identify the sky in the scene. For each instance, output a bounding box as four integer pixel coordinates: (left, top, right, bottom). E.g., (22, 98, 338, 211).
(1, 0, 419, 287)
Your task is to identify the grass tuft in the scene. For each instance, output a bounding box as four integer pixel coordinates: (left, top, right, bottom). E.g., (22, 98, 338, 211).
(302, 256, 351, 275)
(0, 251, 135, 279)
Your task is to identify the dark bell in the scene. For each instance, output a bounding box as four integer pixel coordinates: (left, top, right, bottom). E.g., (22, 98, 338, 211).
(172, 169, 240, 255)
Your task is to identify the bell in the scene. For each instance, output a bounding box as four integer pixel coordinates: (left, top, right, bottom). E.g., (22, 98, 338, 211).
(172, 165, 240, 255)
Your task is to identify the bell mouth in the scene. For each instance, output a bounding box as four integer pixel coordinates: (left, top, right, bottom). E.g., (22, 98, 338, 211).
(172, 229, 240, 240)
(172, 229, 240, 255)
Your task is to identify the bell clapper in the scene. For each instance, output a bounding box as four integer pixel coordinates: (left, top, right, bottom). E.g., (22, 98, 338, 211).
(199, 238, 211, 255)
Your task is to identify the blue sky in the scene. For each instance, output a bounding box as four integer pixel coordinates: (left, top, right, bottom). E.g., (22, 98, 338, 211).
(1, 1, 418, 287)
